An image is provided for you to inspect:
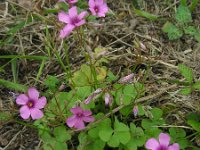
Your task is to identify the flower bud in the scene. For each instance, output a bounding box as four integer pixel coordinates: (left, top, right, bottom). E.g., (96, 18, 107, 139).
(104, 92, 113, 106)
(84, 88, 102, 104)
(118, 73, 134, 84)
(133, 105, 138, 117)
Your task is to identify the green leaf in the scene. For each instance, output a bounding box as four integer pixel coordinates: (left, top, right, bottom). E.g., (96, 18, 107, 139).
(179, 87, 192, 95)
(144, 127, 161, 139)
(151, 108, 163, 120)
(85, 139, 105, 150)
(54, 126, 71, 142)
(162, 22, 183, 40)
(114, 119, 131, 144)
(108, 119, 131, 147)
(129, 123, 146, 146)
(107, 133, 120, 147)
(177, 138, 189, 149)
(88, 127, 100, 139)
(178, 64, 193, 83)
(0, 111, 12, 122)
(141, 119, 165, 129)
(162, 22, 174, 33)
(98, 118, 113, 142)
(125, 142, 137, 150)
(44, 75, 59, 90)
(169, 128, 186, 138)
(187, 120, 200, 132)
(99, 128, 113, 142)
(175, 5, 192, 24)
(123, 85, 137, 105)
(186, 112, 200, 121)
(75, 86, 92, 99)
(194, 32, 200, 43)
(169, 128, 189, 149)
(106, 70, 118, 82)
(184, 26, 197, 35)
(54, 142, 68, 150)
(138, 104, 145, 116)
(119, 105, 133, 117)
(134, 9, 158, 20)
(168, 25, 183, 40)
(0, 79, 27, 92)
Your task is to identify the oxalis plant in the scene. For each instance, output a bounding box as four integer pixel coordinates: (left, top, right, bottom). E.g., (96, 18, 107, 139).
(1, 0, 200, 150)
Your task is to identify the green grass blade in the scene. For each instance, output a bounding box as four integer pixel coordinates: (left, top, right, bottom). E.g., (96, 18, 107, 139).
(0, 55, 48, 60)
(134, 8, 158, 21)
(0, 79, 27, 92)
(11, 58, 18, 83)
(35, 59, 46, 85)
(190, 0, 200, 12)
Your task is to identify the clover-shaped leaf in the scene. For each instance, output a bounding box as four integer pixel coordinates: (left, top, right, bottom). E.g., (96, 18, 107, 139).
(107, 119, 131, 147)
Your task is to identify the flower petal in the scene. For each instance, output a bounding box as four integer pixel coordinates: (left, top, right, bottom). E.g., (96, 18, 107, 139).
(97, 12, 106, 17)
(66, 116, 77, 127)
(96, 0, 104, 5)
(68, 6, 78, 18)
(82, 116, 95, 122)
(60, 24, 74, 38)
(19, 105, 30, 119)
(145, 138, 159, 150)
(169, 143, 180, 150)
(69, 0, 78, 4)
(89, 8, 97, 16)
(30, 108, 43, 120)
(83, 110, 92, 116)
(78, 11, 88, 19)
(89, 0, 95, 7)
(28, 87, 39, 100)
(35, 96, 47, 109)
(74, 119, 85, 129)
(159, 133, 170, 146)
(58, 12, 70, 23)
(16, 94, 29, 105)
(75, 20, 85, 27)
(70, 107, 82, 114)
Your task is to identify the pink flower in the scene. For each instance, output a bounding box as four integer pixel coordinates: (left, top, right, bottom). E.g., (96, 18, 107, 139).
(58, 6, 87, 38)
(59, 0, 78, 4)
(16, 88, 47, 120)
(89, 0, 108, 17)
(66, 107, 95, 129)
(145, 133, 180, 150)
